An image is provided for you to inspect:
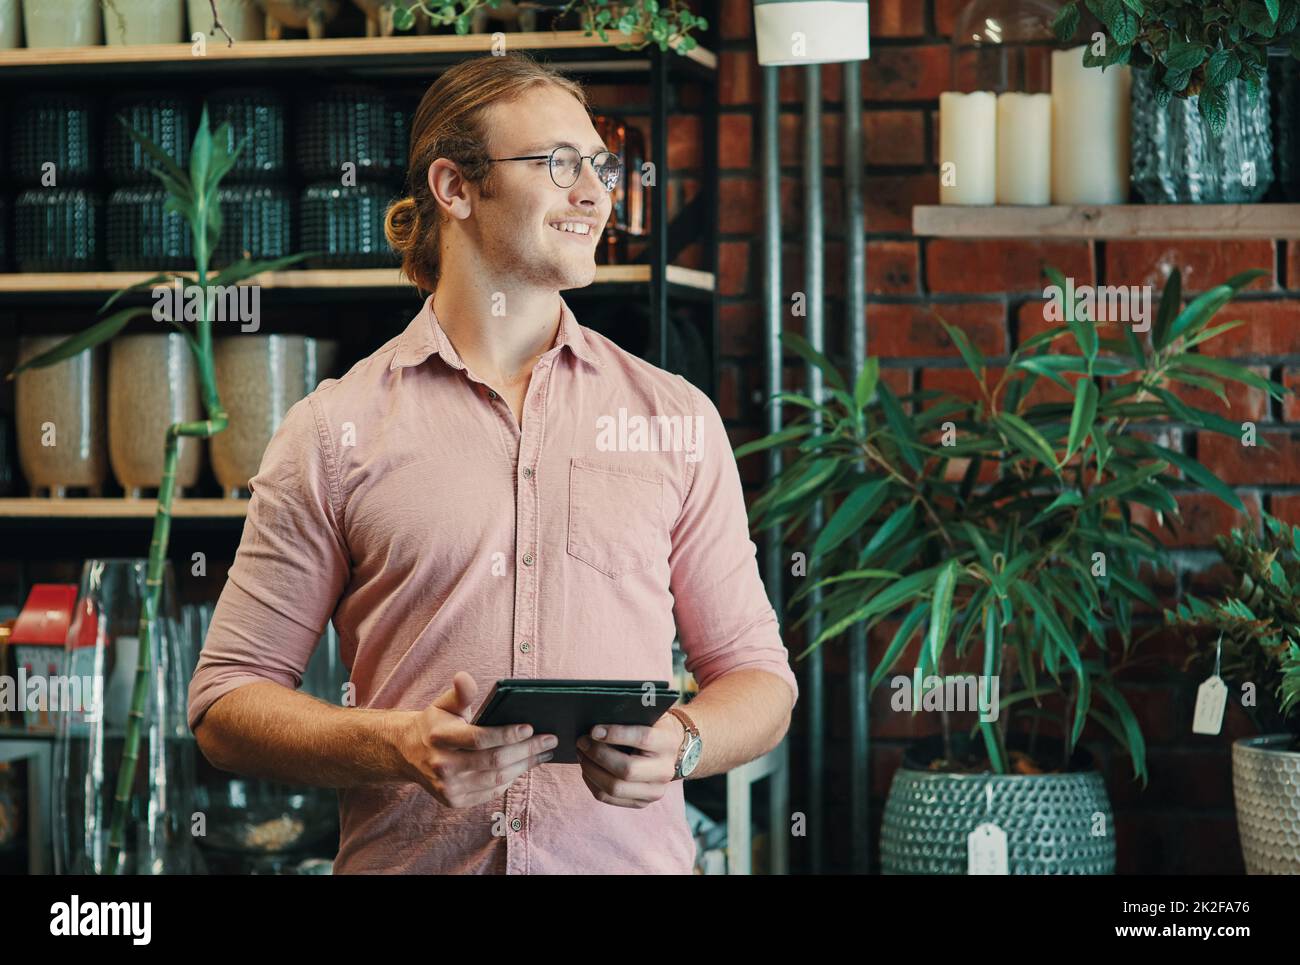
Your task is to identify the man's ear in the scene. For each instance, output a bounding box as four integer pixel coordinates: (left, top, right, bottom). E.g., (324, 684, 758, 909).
(428, 157, 473, 222)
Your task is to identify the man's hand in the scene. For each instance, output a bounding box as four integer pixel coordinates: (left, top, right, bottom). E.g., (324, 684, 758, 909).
(575, 711, 685, 808)
(398, 671, 557, 808)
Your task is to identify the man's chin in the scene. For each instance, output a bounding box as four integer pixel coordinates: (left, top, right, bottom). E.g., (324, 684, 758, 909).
(556, 261, 599, 292)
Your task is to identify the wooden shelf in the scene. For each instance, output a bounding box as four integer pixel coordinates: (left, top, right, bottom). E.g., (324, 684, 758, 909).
(0, 264, 715, 294)
(0, 30, 716, 73)
(913, 204, 1300, 240)
(0, 498, 247, 519)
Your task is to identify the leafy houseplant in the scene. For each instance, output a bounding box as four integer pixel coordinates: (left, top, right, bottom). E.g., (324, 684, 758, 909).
(1169, 511, 1300, 741)
(1166, 511, 1300, 872)
(739, 264, 1287, 871)
(9, 109, 310, 874)
(740, 265, 1285, 784)
(1052, 0, 1300, 133)
(392, 0, 707, 54)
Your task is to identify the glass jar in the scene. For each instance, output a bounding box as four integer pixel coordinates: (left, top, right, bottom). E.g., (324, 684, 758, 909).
(53, 558, 204, 875)
(1130, 68, 1275, 203)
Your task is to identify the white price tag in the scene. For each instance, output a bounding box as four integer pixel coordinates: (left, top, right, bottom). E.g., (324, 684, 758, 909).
(967, 822, 1008, 875)
(1193, 674, 1228, 735)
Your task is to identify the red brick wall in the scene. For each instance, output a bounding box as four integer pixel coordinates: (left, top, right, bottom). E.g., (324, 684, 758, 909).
(707, 0, 1300, 873)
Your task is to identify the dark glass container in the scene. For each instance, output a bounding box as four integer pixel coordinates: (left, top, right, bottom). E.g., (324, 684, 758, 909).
(213, 184, 294, 267)
(299, 181, 399, 268)
(208, 88, 288, 182)
(9, 94, 97, 187)
(105, 94, 193, 185)
(107, 186, 193, 271)
(296, 86, 404, 181)
(14, 188, 102, 271)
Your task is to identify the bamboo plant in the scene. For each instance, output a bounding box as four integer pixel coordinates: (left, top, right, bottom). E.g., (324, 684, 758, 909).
(738, 266, 1287, 782)
(9, 108, 310, 873)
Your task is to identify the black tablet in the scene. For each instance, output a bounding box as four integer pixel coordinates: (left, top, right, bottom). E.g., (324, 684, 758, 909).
(470, 678, 681, 763)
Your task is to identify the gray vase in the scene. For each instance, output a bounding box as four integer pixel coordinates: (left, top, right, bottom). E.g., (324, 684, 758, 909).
(1232, 734, 1300, 874)
(1130, 68, 1274, 203)
(881, 739, 1116, 875)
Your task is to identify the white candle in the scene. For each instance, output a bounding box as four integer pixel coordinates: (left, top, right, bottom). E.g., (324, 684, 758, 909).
(997, 93, 1052, 205)
(939, 91, 997, 205)
(1051, 46, 1131, 204)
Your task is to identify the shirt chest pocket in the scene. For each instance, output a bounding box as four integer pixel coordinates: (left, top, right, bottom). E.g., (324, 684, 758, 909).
(567, 457, 666, 579)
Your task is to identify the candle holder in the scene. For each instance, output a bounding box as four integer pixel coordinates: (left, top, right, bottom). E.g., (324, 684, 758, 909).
(942, 0, 1061, 206)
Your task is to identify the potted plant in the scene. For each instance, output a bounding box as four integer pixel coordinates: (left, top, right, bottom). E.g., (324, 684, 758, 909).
(1053, 0, 1299, 199)
(9, 108, 311, 874)
(1166, 511, 1300, 873)
(739, 265, 1286, 873)
(391, 0, 707, 54)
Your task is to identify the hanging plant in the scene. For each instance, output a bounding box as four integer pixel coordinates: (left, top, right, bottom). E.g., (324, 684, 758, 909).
(1052, 0, 1300, 134)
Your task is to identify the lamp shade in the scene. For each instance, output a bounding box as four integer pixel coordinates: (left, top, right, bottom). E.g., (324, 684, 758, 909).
(753, 0, 871, 66)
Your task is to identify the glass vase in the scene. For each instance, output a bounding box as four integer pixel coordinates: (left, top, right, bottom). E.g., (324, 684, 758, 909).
(1130, 68, 1275, 203)
(53, 558, 204, 875)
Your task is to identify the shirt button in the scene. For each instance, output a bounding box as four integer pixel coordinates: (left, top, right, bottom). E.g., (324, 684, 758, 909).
(487, 389, 497, 400)
(511, 818, 522, 832)
(522, 466, 533, 479)
(522, 552, 534, 566)
(519, 640, 531, 653)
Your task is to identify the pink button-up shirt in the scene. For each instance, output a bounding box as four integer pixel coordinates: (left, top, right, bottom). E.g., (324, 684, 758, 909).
(188, 293, 799, 874)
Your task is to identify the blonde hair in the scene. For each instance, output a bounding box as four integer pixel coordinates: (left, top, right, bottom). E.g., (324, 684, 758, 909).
(384, 53, 590, 293)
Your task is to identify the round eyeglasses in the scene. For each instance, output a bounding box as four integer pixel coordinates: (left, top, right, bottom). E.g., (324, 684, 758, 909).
(487, 145, 623, 192)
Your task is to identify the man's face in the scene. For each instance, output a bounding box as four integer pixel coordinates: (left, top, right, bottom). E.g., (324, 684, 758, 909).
(470, 85, 613, 290)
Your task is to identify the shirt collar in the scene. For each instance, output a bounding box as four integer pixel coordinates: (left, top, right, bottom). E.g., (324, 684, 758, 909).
(389, 293, 602, 373)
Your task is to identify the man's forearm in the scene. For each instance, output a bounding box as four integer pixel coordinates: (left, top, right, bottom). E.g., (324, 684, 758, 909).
(675, 668, 794, 779)
(194, 681, 414, 789)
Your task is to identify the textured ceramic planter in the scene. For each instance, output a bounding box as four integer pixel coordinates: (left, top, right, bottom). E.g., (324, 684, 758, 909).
(1233, 734, 1300, 874)
(23, 0, 102, 47)
(258, 0, 341, 39)
(211, 335, 307, 496)
(15, 337, 108, 497)
(188, 0, 264, 40)
(108, 335, 202, 498)
(104, 0, 186, 44)
(880, 735, 1116, 874)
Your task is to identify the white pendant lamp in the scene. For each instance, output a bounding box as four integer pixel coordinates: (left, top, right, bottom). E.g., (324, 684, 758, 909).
(753, 0, 871, 66)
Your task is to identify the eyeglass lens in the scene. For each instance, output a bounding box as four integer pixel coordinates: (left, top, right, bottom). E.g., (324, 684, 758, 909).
(550, 146, 621, 191)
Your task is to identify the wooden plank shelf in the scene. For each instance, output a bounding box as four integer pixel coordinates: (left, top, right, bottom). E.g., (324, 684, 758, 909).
(0, 498, 247, 519)
(913, 204, 1300, 240)
(0, 30, 716, 73)
(0, 264, 715, 294)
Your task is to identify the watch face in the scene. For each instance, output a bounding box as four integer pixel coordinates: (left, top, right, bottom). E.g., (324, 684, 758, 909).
(680, 737, 702, 776)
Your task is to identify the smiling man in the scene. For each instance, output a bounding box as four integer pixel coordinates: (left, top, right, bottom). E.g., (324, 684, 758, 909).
(188, 53, 798, 874)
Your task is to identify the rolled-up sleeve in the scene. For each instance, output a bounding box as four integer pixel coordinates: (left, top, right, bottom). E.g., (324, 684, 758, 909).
(668, 378, 798, 710)
(187, 393, 350, 733)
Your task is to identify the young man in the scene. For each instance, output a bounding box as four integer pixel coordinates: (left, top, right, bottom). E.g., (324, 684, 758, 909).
(188, 53, 798, 874)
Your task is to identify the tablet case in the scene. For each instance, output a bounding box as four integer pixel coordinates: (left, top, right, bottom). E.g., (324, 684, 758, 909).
(470, 678, 681, 764)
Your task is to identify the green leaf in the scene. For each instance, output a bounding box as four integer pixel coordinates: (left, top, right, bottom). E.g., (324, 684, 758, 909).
(877, 381, 923, 473)
(1197, 81, 1230, 137)
(392, 3, 415, 30)
(869, 602, 929, 690)
(782, 331, 848, 394)
(939, 319, 985, 379)
(858, 502, 917, 567)
(117, 115, 189, 189)
(1172, 355, 1282, 398)
(1206, 48, 1242, 86)
(1093, 678, 1148, 783)
(1165, 35, 1207, 72)
(928, 559, 960, 668)
(812, 479, 889, 559)
(207, 252, 314, 288)
(1151, 268, 1182, 348)
(732, 424, 813, 460)
(1065, 378, 1099, 463)
(853, 357, 880, 410)
(810, 565, 939, 650)
(1052, 1, 1081, 41)
(995, 412, 1061, 474)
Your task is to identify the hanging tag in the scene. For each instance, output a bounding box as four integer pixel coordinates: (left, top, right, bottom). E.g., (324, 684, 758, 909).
(967, 783, 1007, 875)
(1193, 675, 1228, 735)
(967, 823, 1008, 875)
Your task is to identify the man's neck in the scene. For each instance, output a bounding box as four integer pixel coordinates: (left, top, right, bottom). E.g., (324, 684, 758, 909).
(432, 276, 564, 389)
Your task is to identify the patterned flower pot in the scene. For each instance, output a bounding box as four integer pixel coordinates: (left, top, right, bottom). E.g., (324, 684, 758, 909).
(211, 335, 307, 496)
(1232, 734, 1300, 874)
(15, 336, 108, 497)
(103, 0, 186, 44)
(880, 734, 1116, 874)
(108, 335, 203, 498)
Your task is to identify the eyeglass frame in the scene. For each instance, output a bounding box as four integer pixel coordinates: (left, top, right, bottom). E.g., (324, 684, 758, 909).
(486, 144, 623, 192)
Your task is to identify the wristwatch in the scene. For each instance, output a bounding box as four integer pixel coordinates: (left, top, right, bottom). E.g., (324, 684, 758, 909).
(666, 707, 702, 780)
